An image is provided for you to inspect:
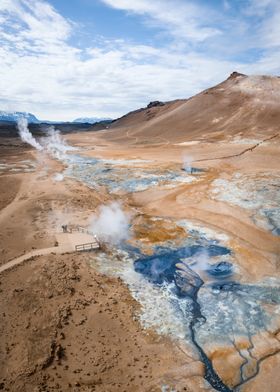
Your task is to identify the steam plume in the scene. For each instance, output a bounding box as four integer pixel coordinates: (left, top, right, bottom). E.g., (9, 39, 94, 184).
(182, 154, 193, 173)
(17, 119, 74, 161)
(17, 117, 43, 150)
(189, 250, 210, 273)
(90, 202, 130, 244)
(42, 126, 74, 160)
(53, 173, 64, 182)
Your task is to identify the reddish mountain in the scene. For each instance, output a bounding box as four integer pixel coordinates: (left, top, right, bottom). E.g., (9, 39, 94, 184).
(98, 72, 280, 144)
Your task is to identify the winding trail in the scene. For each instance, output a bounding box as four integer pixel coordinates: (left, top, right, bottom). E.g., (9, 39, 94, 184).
(0, 231, 98, 274)
(126, 130, 139, 145)
(194, 133, 279, 162)
(0, 245, 71, 274)
(126, 129, 171, 146)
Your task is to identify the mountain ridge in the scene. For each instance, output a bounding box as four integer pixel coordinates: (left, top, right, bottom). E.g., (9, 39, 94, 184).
(0, 111, 40, 123)
(95, 72, 280, 144)
(73, 117, 112, 124)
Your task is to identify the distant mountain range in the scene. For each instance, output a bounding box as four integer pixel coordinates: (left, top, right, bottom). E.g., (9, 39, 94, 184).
(0, 111, 40, 123)
(73, 117, 112, 124)
(0, 111, 113, 124)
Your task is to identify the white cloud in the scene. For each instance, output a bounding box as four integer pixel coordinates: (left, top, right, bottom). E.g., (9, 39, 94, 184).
(0, 0, 72, 54)
(100, 0, 221, 42)
(245, 0, 280, 47)
(0, 0, 279, 121)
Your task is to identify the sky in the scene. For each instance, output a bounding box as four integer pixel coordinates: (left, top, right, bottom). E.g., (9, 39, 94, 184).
(0, 0, 280, 121)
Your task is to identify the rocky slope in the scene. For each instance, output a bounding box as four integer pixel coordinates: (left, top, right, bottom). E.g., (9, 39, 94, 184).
(99, 72, 280, 144)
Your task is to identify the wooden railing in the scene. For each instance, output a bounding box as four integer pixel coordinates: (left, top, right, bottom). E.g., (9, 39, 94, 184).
(75, 241, 100, 252)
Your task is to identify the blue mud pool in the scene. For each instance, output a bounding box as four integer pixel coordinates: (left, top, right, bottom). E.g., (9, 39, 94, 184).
(128, 229, 280, 392)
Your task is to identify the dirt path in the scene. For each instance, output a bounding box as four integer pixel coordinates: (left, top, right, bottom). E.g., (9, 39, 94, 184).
(194, 133, 279, 162)
(126, 129, 139, 144)
(126, 130, 171, 147)
(0, 245, 70, 273)
(0, 232, 99, 274)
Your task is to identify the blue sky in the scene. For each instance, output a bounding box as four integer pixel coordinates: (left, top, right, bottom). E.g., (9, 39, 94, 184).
(0, 0, 279, 121)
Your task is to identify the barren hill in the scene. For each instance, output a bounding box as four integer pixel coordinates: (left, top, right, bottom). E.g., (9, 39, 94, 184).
(98, 72, 280, 144)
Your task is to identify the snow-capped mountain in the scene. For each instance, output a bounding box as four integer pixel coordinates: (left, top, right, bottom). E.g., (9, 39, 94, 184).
(0, 111, 40, 123)
(0, 111, 112, 124)
(73, 117, 112, 124)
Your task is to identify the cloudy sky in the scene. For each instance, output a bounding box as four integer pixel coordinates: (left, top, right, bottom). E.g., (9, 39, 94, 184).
(0, 0, 279, 121)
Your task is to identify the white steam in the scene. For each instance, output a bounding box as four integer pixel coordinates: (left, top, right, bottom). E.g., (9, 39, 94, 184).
(90, 202, 130, 244)
(188, 250, 210, 274)
(42, 126, 74, 160)
(182, 154, 193, 172)
(17, 119, 75, 162)
(17, 117, 43, 151)
(53, 173, 64, 182)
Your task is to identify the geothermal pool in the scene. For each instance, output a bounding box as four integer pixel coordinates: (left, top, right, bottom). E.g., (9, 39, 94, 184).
(89, 218, 280, 391)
